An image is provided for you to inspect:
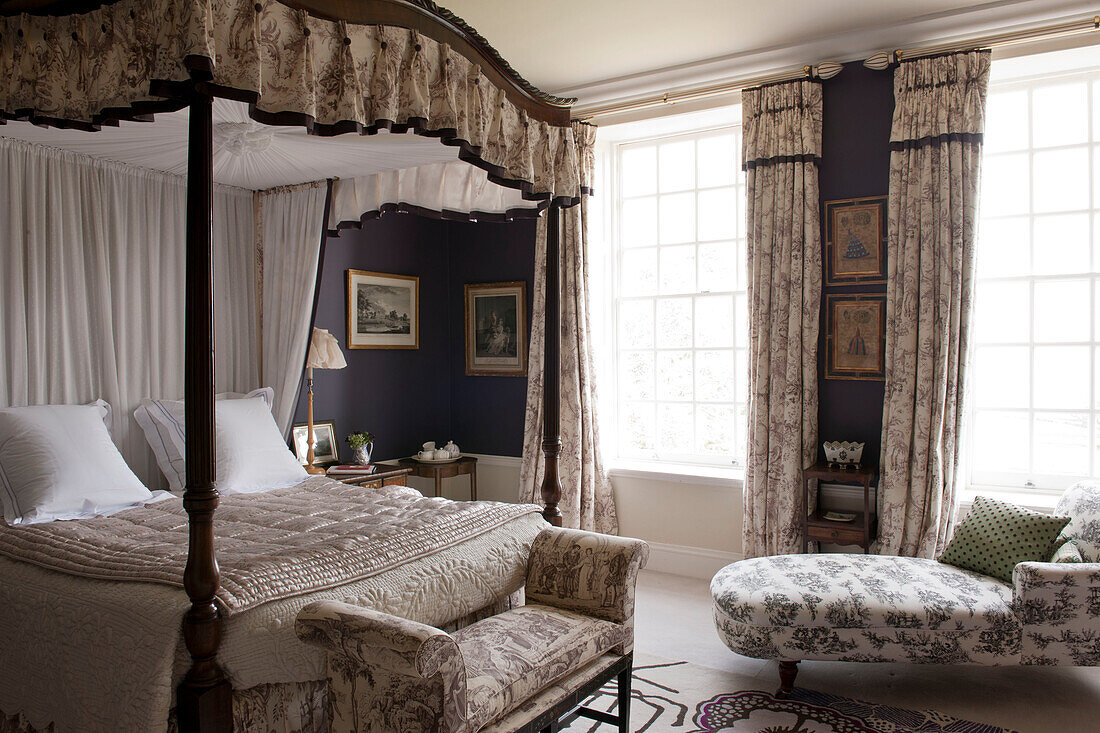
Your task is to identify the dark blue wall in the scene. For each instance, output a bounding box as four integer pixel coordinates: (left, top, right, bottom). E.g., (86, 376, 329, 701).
(817, 64, 894, 464)
(293, 213, 535, 461)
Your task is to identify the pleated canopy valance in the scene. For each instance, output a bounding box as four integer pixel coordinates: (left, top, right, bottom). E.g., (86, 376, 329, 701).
(0, 0, 583, 205)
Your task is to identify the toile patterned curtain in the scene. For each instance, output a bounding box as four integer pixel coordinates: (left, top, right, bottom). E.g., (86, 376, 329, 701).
(520, 123, 617, 534)
(877, 51, 991, 558)
(741, 80, 823, 559)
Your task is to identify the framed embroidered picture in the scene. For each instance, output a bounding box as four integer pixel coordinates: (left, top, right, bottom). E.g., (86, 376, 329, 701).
(825, 294, 886, 380)
(464, 281, 527, 376)
(346, 269, 419, 349)
(825, 196, 887, 285)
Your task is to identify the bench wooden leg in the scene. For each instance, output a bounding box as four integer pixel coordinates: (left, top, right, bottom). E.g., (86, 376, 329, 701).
(776, 660, 799, 699)
(617, 662, 632, 733)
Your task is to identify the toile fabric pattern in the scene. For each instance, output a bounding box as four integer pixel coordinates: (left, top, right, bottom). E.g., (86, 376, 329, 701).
(877, 50, 992, 558)
(741, 80, 823, 558)
(0, 0, 582, 204)
(1053, 481, 1100, 561)
(520, 122, 618, 533)
(1014, 560, 1100, 665)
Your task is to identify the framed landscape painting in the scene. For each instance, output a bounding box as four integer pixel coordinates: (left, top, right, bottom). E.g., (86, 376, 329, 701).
(346, 269, 418, 349)
(291, 421, 338, 465)
(464, 281, 527, 376)
(825, 196, 887, 285)
(825, 293, 886, 380)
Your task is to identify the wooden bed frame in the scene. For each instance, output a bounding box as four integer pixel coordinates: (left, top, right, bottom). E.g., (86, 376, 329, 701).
(0, 1, 577, 729)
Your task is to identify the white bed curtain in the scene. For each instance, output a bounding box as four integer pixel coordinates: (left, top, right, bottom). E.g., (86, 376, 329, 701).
(258, 183, 329, 436)
(0, 138, 257, 487)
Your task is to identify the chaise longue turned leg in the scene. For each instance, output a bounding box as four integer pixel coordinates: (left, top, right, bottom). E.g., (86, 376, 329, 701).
(776, 660, 799, 698)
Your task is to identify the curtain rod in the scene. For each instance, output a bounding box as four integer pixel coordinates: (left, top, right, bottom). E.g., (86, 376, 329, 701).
(574, 14, 1100, 122)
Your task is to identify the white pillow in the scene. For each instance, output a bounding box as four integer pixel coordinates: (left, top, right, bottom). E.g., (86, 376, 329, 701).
(0, 402, 152, 524)
(133, 388, 304, 495)
(133, 387, 274, 491)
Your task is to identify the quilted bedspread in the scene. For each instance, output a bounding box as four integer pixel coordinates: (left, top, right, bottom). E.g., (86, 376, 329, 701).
(0, 476, 540, 613)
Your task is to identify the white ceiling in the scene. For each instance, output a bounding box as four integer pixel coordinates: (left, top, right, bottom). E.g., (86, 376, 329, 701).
(444, 0, 1099, 103)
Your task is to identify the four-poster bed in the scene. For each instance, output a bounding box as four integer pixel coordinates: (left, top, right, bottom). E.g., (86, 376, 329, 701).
(0, 0, 582, 729)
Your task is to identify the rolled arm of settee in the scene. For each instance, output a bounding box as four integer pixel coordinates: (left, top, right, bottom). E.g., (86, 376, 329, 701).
(295, 599, 461, 677)
(1013, 560, 1100, 665)
(525, 527, 650, 625)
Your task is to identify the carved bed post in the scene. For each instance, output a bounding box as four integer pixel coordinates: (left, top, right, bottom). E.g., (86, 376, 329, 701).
(541, 204, 563, 526)
(177, 83, 232, 733)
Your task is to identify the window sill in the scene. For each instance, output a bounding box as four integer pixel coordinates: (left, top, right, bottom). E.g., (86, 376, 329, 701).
(606, 459, 744, 488)
(960, 486, 1062, 513)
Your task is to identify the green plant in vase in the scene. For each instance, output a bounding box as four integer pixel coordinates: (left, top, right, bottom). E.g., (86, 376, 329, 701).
(346, 431, 375, 466)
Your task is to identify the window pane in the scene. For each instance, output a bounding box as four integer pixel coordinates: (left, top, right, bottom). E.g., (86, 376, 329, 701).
(1032, 214, 1090, 275)
(618, 300, 654, 349)
(695, 350, 735, 401)
(698, 187, 738, 241)
(697, 134, 737, 187)
(695, 294, 734, 347)
(620, 248, 657, 296)
(620, 146, 656, 197)
(972, 410, 1029, 474)
(1034, 411, 1089, 475)
(734, 292, 748, 347)
(698, 240, 737, 292)
(619, 403, 655, 455)
(973, 281, 1029, 343)
(977, 216, 1030, 278)
(1033, 82, 1089, 148)
(981, 153, 1029, 216)
(1034, 345, 1089, 409)
(656, 350, 693, 401)
(660, 245, 696, 294)
(618, 351, 654, 401)
(985, 91, 1029, 152)
(696, 404, 736, 456)
(659, 192, 695, 244)
(1034, 148, 1089, 213)
(659, 140, 695, 193)
(658, 403, 694, 453)
(656, 298, 693, 348)
(735, 348, 748, 403)
(621, 197, 657, 248)
(972, 346, 1029, 409)
(1034, 279, 1089, 342)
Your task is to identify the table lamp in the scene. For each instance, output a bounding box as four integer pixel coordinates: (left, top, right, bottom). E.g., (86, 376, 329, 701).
(304, 327, 347, 474)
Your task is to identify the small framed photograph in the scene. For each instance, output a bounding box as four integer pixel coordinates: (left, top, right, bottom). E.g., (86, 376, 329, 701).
(825, 294, 886, 381)
(346, 269, 418, 349)
(825, 196, 887, 285)
(464, 281, 527, 376)
(291, 421, 338, 465)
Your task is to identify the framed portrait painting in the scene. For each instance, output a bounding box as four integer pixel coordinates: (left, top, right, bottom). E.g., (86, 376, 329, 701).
(825, 196, 887, 285)
(291, 421, 338, 465)
(464, 281, 527, 376)
(825, 294, 886, 381)
(346, 269, 419, 349)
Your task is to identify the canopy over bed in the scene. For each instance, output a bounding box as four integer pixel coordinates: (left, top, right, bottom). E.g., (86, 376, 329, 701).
(0, 1, 581, 729)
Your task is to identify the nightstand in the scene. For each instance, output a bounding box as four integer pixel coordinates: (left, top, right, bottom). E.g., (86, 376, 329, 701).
(802, 460, 877, 553)
(378, 456, 478, 500)
(336, 466, 411, 490)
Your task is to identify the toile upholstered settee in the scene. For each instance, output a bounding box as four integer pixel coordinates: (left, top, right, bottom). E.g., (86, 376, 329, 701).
(711, 482, 1100, 695)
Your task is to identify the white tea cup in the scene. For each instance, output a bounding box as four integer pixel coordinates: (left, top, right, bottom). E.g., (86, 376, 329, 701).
(422, 441, 436, 451)
(418, 450, 435, 461)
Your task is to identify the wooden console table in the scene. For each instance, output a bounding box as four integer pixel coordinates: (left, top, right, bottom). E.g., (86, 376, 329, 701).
(379, 456, 478, 500)
(802, 461, 876, 553)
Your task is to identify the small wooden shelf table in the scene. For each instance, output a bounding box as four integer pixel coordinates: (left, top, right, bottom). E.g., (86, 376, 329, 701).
(803, 460, 877, 553)
(379, 456, 478, 500)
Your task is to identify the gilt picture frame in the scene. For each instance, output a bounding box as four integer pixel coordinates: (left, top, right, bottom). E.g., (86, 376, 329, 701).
(291, 421, 338, 465)
(346, 269, 419, 349)
(824, 293, 886, 381)
(464, 281, 527, 376)
(825, 196, 887, 285)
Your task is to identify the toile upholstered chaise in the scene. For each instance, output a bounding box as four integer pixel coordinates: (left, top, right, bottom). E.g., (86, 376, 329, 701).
(296, 527, 649, 732)
(711, 482, 1100, 695)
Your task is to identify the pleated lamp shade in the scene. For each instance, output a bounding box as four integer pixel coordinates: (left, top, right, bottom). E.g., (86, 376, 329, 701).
(306, 328, 347, 370)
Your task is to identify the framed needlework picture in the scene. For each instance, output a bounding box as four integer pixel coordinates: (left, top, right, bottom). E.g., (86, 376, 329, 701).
(464, 281, 527, 376)
(825, 294, 886, 380)
(346, 269, 419, 349)
(825, 196, 887, 285)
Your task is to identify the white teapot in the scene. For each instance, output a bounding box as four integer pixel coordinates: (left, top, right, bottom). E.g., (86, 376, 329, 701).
(443, 440, 460, 458)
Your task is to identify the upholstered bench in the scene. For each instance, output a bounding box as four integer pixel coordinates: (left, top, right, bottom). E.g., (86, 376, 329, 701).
(297, 527, 649, 733)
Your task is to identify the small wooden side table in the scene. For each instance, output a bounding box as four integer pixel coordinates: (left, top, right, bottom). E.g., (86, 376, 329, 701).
(380, 456, 478, 500)
(803, 461, 877, 553)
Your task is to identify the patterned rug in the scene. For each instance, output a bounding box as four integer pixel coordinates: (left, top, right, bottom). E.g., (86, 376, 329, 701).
(561, 658, 1015, 733)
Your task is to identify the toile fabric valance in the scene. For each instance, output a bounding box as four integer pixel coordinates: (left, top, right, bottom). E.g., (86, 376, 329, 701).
(890, 50, 991, 146)
(741, 80, 823, 169)
(0, 0, 582, 204)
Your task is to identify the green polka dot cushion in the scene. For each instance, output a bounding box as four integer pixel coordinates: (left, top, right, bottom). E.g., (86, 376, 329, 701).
(937, 495, 1070, 583)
